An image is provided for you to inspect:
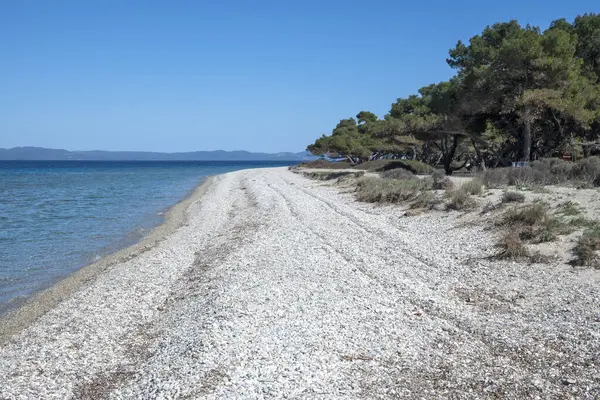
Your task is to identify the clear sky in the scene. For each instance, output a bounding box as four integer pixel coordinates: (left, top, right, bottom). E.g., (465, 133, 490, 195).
(0, 1, 597, 153)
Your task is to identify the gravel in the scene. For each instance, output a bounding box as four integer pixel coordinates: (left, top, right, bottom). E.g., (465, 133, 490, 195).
(1, 167, 599, 399)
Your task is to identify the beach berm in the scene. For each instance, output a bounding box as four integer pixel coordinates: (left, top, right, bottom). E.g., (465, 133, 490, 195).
(1, 167, 599, 398)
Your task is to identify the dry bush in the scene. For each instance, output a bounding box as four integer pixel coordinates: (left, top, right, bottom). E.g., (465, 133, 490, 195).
(446, 187, 477, 211)
(410, 191, 440, 210)
(507, 166, 549, 187)
(461, 178, 484, 196)
(572, 156, 600, 187)
(573, 225, 600, 268)
(498, 203, 570, 243)
(496, 231, 529, 260)
(355, 177, 432, 204)
(531, 158, 574, 184)
(303, 171, 364, 181)
(432, 170, 454, 190)
(501, 191, 525, 204)
(481, 168, 510, 188)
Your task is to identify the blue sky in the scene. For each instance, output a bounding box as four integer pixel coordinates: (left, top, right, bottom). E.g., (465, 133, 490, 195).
(0, 1, 597, 153)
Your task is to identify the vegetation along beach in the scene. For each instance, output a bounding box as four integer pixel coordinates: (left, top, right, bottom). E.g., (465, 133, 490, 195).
(2, 4, 600, 400)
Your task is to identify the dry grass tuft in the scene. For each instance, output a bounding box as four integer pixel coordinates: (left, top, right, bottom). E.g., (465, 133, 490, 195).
(495, 203, 572, 262)
(355, 177, 432, 204)
(573, 225, 600, 268)
(461, 178, 484, 196)
(446, 187, 477, 211)
(496, 231, 529, 260)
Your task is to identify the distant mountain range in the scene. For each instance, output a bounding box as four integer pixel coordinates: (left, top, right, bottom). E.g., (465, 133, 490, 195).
(0, 147, 316, 161)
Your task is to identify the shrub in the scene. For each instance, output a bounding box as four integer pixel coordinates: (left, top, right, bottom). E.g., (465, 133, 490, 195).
(481, 168, 509, 188)
(572, 156, 600, 187)
(410, 191, 439, 210)
(507, 166, 548, 187)
(432, 170, 454, 190)
(398, 159, 436, 175)
(446, 187, 477, 211)
(501, 191, 525, 203)
(496, 231, 529, 260)
(461, 178, 484, 196)
(498, 203, 570, 243)
(303, 171, 364, 181)
(354, 159, 435, 174)
(355, 177, 431, 203)
(295, 159, 352, 169)
(531, 158, 574, 184)
(556, 201, 581, 217)
(573, 225, 600, 268)
(381, 168, 415, 180)
(500, 203, 549, 227)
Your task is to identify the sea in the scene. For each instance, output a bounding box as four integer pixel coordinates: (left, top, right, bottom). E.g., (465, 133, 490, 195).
(0, 160, 296, 314)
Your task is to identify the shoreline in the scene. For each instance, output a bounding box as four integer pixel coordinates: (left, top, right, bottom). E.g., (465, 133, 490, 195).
(0, 174, 217, 344)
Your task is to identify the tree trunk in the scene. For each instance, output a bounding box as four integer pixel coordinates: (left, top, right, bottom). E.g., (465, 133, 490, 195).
(471, 137, 486, 171)
(522, 105, 532, 162)
(443, 135, 460, 175)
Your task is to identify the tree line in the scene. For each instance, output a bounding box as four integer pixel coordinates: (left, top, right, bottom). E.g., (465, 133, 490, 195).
(307, 14, 600, 174)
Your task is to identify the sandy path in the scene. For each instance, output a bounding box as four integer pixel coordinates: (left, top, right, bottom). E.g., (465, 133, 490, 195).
(1, 167, 599, 399)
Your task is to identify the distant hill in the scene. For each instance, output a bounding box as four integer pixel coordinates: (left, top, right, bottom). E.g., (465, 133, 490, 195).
(0, 147, 316, 161)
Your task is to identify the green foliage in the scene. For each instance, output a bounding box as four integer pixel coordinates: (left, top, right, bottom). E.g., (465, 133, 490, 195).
(556, 201, 582, 216)
(498, 203, 571, 243)
(307, 13, 600, 175)
(381, 169, 414, 180)
(397, 160, 436, 174)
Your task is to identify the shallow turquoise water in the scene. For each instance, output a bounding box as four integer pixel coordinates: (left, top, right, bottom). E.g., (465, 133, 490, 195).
(0, 160, 295, 312)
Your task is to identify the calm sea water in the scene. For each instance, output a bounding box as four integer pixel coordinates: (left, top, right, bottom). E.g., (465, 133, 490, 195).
(0, 160, 296, 313)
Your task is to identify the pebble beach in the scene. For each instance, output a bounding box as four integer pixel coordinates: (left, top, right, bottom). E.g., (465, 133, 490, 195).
(1, 167, 599, 399)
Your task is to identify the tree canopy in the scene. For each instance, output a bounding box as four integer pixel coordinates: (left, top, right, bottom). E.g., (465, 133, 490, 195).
(307, 14, 600, 174)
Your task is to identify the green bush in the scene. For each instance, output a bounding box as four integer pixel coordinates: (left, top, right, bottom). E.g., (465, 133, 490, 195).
(381, 169, 415, 180)
(399, 159, 436, 174)
(353, 159, 435, 174)
(498, 203, 570, 243)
